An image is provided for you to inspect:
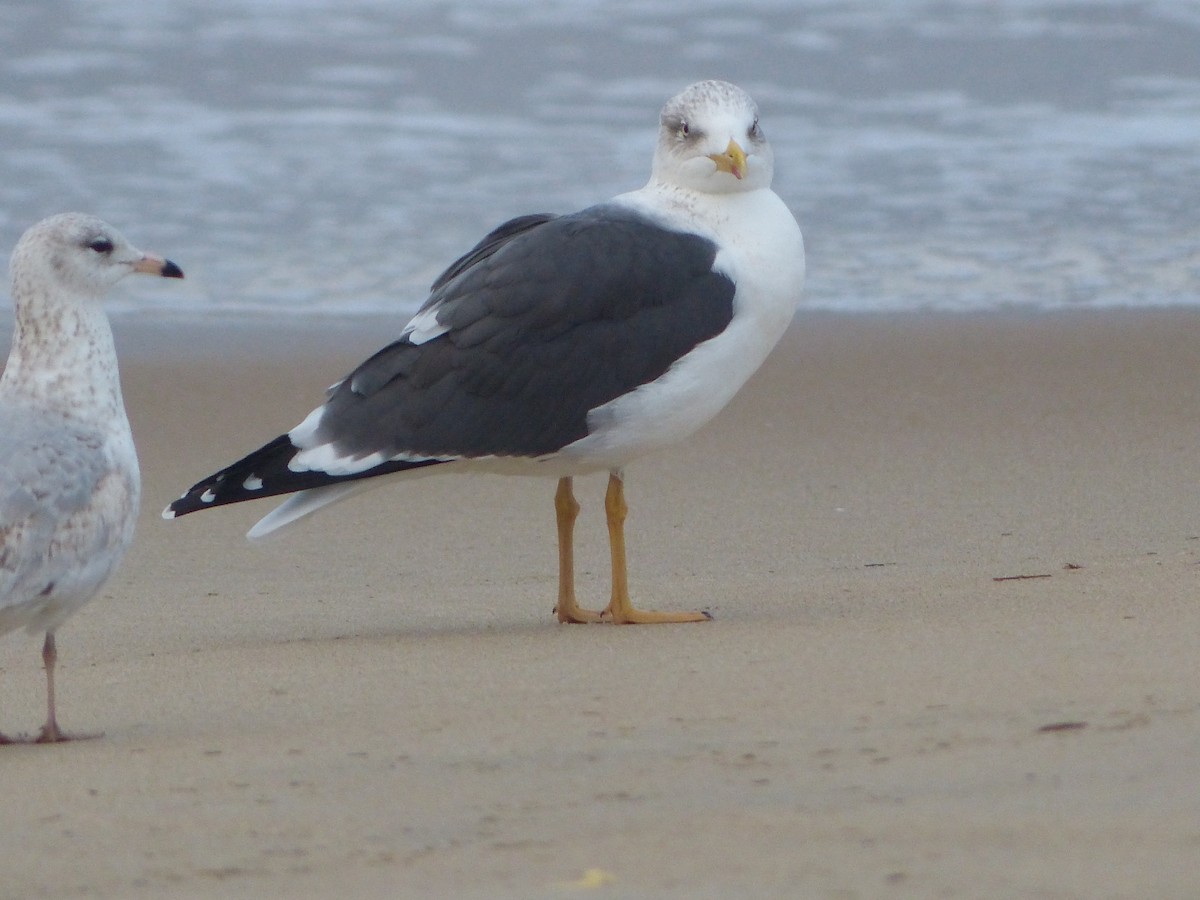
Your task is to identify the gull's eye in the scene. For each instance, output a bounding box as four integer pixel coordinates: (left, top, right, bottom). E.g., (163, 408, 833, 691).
(749, 117, 761, 139)
(662, 114, 695, 142)
(87, 238, 114, 254)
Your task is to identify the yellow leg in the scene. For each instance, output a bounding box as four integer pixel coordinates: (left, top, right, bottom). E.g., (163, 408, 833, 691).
(553, 477, 603, 623)
(601, 471, 712, 624)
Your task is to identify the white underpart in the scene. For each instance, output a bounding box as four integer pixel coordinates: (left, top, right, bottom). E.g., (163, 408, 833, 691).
(562, 183, 804, 467)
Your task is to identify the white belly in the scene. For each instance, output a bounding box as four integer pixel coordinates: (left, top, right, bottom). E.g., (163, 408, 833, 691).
(560, 185, 805, 470)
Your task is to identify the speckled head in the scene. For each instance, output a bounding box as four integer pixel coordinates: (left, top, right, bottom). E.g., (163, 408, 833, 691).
(652, 80, 774, 195)
(9, 213, 183, 308)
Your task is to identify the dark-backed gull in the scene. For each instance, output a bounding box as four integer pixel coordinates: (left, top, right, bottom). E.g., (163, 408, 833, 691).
(165, 80, 805, 625)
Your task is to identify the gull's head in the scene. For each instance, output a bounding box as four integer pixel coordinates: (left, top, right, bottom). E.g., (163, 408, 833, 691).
(651, 80, 774, 195)
(10, 212, 183, 302)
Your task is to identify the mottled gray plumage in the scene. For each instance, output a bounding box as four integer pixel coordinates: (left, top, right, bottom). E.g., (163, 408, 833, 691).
(1, 213, 182, 743)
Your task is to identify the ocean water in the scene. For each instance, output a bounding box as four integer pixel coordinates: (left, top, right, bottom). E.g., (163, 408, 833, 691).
(0, 0, 1197, 317)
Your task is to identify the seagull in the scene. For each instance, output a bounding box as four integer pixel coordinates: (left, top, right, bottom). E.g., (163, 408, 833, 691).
(1, 213, 183, 743)
(165, 80, 805, 625)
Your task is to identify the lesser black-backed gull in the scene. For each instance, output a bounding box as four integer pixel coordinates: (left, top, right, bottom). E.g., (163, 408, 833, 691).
(1, 213, 183, 742)
(165, 80, 805, 625)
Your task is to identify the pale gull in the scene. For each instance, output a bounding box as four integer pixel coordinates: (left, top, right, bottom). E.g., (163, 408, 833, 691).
(1, 213, 183, 743)
(165, 80, 805, 625)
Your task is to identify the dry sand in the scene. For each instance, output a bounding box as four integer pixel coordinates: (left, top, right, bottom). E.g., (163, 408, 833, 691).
(2, 309, 1200, 898)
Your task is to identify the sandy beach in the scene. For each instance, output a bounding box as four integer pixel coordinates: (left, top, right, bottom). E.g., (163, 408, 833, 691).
(3, 308, 1200, 898)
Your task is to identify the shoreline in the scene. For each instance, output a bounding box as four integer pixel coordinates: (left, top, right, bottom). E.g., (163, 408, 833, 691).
(95, 300, 1200, 353)
(3, 306, 1200, 897)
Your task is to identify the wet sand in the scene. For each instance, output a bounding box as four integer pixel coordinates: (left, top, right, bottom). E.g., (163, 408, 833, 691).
(3, 309, 1200, 898)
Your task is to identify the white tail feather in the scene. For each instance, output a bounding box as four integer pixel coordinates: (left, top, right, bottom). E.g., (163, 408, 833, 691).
(246, 482, 374, 541)
(245, 462, 456, 541)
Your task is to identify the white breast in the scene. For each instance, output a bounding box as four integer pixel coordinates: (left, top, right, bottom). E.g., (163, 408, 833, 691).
(561, 185, 805, 469)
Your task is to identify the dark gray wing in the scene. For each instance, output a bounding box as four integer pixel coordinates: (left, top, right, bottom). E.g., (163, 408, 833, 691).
(166, 204, 736, 516)
(427, 213, 558, 294)
(324, 204, 736, 458)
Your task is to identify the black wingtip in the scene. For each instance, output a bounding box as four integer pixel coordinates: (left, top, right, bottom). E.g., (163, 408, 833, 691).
(161, 434, 352, 520)
(162, 485, 217, 519)
(161, 259, 184, 279)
